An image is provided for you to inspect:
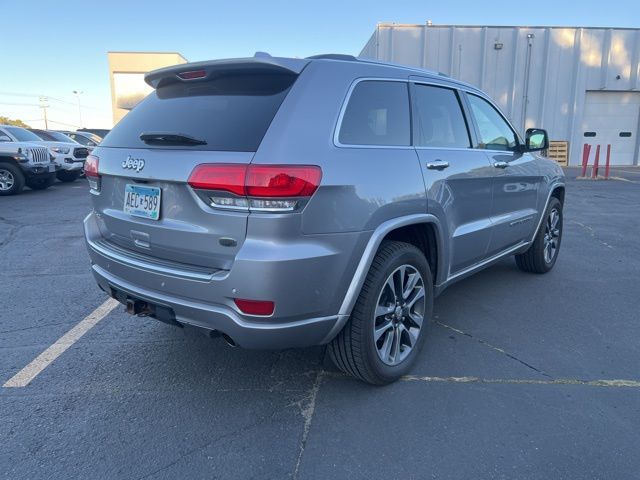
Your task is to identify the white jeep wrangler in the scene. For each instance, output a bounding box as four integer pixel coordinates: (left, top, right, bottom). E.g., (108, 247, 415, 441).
(0, 135, 57, 195)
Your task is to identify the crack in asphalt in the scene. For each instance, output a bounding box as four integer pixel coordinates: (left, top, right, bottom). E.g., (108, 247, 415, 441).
(436, 321, 553, 379)
(292, 370, 324, 479)
(0, 216, 24, 250)
(568, 220, 615, 249)
(134, 408, 281, 480)
(0, 320, 80, 335)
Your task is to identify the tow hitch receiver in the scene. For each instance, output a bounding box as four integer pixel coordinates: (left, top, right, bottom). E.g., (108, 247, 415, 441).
(111, 289, 181, 327)
(126, 298, 153, 317)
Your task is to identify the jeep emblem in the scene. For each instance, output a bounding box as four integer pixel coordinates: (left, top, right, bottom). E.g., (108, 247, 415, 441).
(122, 155, 145, 172)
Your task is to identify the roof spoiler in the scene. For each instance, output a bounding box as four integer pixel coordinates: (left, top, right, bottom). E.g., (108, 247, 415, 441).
(144, 56, 309, 89)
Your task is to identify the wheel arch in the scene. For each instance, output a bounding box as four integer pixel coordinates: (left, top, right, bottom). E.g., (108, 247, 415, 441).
(337, 214, 444, 318)
(321, 214, 444, 344)
(551, 184, 565, 205)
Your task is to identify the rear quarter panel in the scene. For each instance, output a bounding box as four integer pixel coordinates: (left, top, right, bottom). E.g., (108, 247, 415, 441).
(250, 61, 429, 317)
(255, 61, 427, 234)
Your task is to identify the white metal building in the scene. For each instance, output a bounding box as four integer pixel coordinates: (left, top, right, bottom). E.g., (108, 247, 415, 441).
(360, 24, 640, 165)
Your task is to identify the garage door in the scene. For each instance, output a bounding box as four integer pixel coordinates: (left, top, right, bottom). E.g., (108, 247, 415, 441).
(582, 91, 640, 165)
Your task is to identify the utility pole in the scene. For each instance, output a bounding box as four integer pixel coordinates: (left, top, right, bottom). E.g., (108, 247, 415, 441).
(73, 90, 84, 128)
(39, 96, 49, 129)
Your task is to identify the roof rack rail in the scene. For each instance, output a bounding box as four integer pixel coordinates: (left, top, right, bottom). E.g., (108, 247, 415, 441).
(306, 54, 358, 61)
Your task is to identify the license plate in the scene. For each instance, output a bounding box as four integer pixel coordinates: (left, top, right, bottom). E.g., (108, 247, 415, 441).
(124, 184, 161, 220)
(48, 165, 56, 172)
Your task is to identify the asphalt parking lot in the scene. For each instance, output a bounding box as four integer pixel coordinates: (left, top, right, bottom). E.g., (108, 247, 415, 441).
(1, 168, 639, 479)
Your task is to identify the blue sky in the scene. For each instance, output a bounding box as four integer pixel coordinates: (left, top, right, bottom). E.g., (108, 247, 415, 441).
(2, 0, 639, 129)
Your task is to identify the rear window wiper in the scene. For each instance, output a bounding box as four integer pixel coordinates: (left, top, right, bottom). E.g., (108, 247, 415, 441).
(139, 132, 207, 146)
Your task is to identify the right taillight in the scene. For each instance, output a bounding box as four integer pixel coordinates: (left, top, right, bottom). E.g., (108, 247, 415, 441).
(85, 154, 101, 192)
(188, 164, 322, 212)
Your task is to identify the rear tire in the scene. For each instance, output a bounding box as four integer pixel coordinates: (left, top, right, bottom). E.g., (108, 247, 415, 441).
(0, 162, 25, 196)
(515, 197, 563, 273)
(328, 241, 433, 385)
(26, 174, 56, 191)
(56, 170, 80, 182)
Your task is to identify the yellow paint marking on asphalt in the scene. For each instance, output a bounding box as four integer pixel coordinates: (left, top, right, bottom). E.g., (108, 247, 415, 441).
(401, 375, 640, 388)
(3, 298, 119, 388)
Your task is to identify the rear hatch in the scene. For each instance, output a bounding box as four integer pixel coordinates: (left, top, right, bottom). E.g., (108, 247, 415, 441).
(91, 57, 307, 271)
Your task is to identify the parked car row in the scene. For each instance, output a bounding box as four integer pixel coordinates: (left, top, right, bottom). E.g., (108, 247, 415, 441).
(0, 125, 107, 195)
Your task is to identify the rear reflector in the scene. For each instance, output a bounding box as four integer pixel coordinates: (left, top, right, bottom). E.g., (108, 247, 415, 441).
(188, 164, 322, 199)
(234, 299, 275, 316)
(177, 70, 207, 80)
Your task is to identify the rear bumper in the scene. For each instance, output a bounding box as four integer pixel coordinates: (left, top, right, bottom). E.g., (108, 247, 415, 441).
(91, 263, 342, 349)
(84, 211, 358, 349)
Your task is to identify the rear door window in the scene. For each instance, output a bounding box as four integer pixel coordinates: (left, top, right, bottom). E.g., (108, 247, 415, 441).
(412, 84, 471, 148)
(338, 81, 410, 146)
(100, 73, 297, 152)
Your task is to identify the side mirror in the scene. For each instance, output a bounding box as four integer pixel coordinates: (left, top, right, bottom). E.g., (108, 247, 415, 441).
(525, 128, 549, 152)
(0, 135, 11, 142)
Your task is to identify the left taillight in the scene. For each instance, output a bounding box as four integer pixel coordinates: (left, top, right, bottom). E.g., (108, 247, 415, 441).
(85, 154, 100, 192)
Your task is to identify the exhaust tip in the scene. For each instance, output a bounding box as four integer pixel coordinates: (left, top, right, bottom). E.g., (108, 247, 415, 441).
(221, 333, 237, 348)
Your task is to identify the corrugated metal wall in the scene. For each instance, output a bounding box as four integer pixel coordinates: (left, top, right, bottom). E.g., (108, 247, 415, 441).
(360, 24, 640, 165)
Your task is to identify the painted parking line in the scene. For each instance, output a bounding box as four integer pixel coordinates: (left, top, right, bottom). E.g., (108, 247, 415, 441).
(402, 375, 640, 388)
(3, 298, 119, 388)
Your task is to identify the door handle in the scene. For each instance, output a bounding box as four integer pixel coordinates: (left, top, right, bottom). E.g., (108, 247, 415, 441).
(493, 161, 509, 169)
(426, 160, 450, 170)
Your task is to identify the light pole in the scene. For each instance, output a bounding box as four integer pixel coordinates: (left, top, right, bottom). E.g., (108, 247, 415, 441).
(73, 90, 84, 128)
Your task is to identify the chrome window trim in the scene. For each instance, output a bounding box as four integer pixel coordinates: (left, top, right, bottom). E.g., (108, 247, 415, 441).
(333, 76, 486, 151)
(414, 146, 475, 151)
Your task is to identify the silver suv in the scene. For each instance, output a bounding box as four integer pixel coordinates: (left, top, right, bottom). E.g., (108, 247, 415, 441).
(84, 54, 565, 384)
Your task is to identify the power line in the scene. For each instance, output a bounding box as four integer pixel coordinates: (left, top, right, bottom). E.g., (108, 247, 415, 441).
(0, 101, 41, 107)
(47, 119, 81, 128)
(0, 91, 39, 98)
(0, 91, 105, 111)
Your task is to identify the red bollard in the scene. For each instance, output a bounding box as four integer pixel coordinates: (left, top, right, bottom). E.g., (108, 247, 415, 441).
(581, 144, 591, 177)
(591, 145, 600, 179)
(605, 144, 611, 180)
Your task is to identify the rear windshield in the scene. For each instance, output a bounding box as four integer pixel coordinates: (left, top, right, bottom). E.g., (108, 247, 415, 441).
(101, 72, 297, 151)
(30, 130, 56, 141)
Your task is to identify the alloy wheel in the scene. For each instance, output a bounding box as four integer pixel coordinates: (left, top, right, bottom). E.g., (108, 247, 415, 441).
(373, 265, 426, 366)
(543, 207, 561, 264)
(0, 169, 15, 191)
